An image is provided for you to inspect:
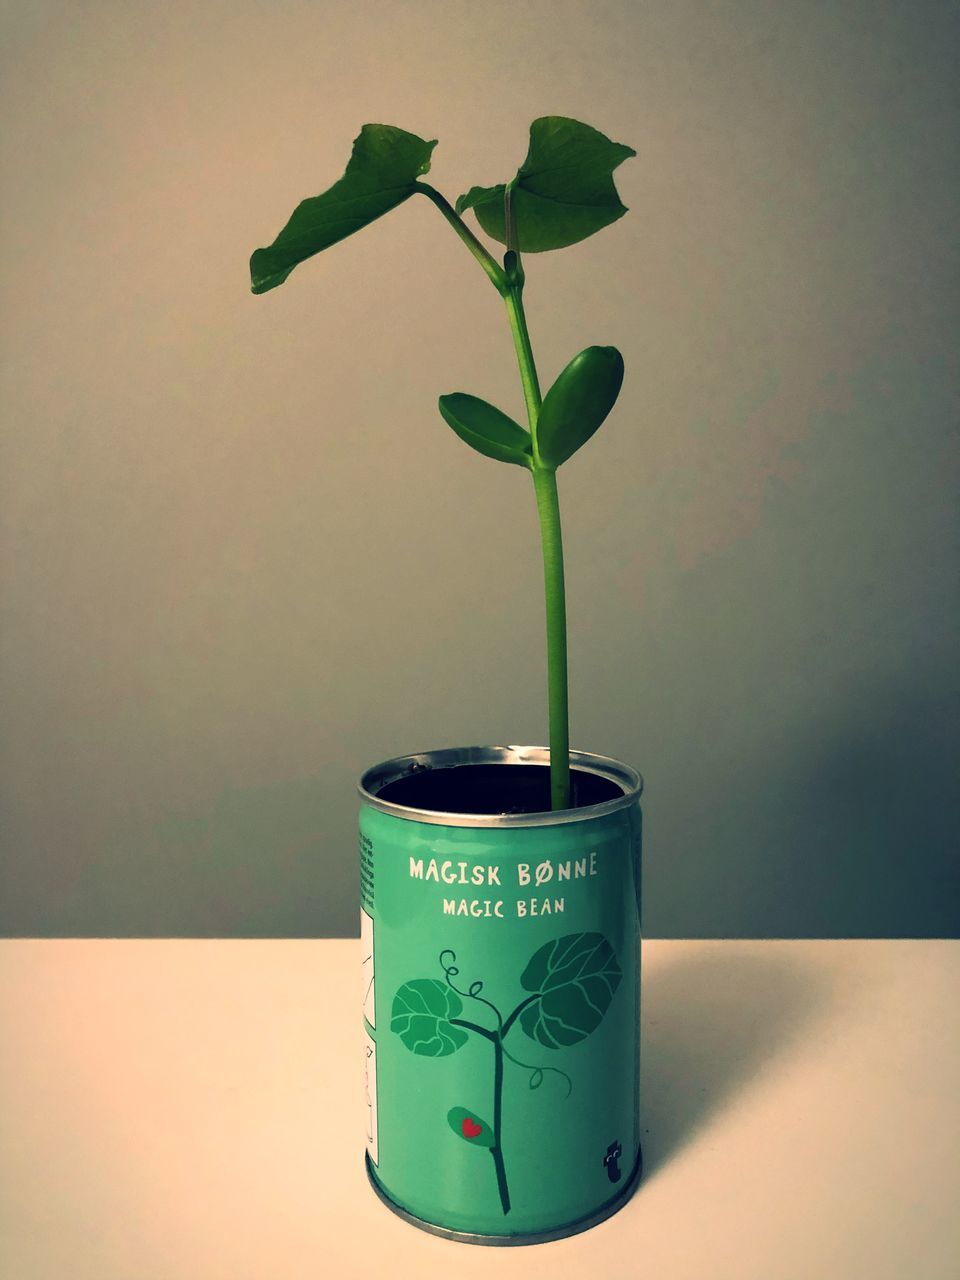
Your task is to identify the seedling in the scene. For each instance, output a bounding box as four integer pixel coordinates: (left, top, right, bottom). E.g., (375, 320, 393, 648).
(250, 117, 635, 809)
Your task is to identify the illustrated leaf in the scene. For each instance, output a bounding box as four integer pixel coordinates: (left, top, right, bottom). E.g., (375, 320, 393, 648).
(537, 346, 625, 468)
(250, 124, 437, 294)
(447, 1106, 495, 1148)
(455, 116, 635, 253)
(518, 932, 622, 1049)
(391, 978, 468, 1057)
(438, 393, 533, 468)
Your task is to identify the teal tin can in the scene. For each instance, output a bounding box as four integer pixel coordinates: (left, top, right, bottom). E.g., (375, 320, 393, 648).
(358, 745, 643, 1245)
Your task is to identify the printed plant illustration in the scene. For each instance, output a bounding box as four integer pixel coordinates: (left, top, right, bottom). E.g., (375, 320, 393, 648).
(391, 932, 622, 1214)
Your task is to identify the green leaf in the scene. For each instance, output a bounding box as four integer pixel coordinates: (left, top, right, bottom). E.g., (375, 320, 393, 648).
(456, 117, 635, 253)
(250, 124, 438, 294)
(537, 346, 624, 468)
(518, 932, 622, 1049)
(391, 979, 468, 1057)
(438, 393, 533, 468)
(447, 1106, 495, 1148)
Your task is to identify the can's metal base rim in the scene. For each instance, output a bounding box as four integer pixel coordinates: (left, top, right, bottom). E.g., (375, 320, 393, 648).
(364, 1146, 643, 1247)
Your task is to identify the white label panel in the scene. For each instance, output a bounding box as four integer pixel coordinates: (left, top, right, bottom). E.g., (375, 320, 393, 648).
(360, 906, 375, 1028)
(363, 1030, 379, 1166)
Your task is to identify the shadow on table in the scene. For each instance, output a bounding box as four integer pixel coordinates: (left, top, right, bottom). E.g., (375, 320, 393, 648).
(640, 944, 835, 1180)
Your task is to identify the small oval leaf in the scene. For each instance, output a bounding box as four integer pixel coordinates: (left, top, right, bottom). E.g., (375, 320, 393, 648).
(536, 346, 624, 468)
(447, 1106, 495, 1147)
(518, 932, 622, 1049)
(391, 979, 468, 1057)
(438, 393, 533, 468)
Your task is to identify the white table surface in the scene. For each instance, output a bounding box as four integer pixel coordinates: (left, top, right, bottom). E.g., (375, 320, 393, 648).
(1, 940, 957, 1279)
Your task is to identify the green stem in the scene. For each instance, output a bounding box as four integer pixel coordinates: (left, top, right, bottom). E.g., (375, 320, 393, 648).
(532, 466, 570, 809)
(415, 183, 508, 294)
(502, 273, 570, 810)
(503, 286, 542, 449)
(419, 177, 571, 809)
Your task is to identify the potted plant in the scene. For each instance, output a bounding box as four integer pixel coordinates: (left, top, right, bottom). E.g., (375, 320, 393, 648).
(250, 116, 643, 1245)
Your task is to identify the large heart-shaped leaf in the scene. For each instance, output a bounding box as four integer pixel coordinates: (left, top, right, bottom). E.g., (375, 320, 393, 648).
(518, 932, 622, 1049)
(250, 124, 437, 294)
(391, 978, 468, 1057)
(537, 346, 625, 468)
(447, 1105, 495, 1148)
(438, 393, 533, 467)
(456, 117, 635, 253)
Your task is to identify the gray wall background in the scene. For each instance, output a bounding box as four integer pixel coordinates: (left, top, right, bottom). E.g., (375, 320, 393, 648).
(1, 0, 957, 938)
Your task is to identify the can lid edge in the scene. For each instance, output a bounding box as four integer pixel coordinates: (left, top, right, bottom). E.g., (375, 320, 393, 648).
(357, 745, 643, 828)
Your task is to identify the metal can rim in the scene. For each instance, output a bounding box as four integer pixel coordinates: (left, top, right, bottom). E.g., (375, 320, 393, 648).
(357, 744, 643, 828)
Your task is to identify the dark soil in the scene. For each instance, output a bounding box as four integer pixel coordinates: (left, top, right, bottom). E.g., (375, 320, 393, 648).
(375, 763, 623, 815)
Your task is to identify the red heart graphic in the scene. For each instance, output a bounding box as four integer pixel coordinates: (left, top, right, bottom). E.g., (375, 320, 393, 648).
(462, 1116, 482, 1139)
